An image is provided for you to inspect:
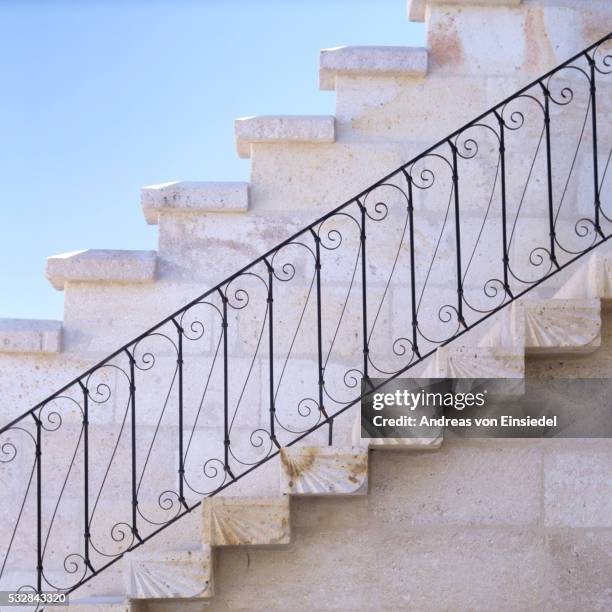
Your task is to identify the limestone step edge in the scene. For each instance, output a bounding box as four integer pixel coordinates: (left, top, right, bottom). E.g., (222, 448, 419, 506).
(319, 46, 428, 91)
(46, 249, 158, 291)
(478, 298, 602, 355)
(124, 548, 213, 601)
(234, 115, 336, 159)
(553, 253, 612, 301)
(280, 445, 368, 495)
(202, 495, 290, 547)
(0, 318, 62, 354)
(141, 181, 250, 225)
(407, 0, 522, 23)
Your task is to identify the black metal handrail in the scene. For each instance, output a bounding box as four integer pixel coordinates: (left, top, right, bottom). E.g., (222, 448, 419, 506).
(1, 31, 612, 602)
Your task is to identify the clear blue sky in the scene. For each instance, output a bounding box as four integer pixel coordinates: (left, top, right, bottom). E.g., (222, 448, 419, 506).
(0, 0, 424, 320)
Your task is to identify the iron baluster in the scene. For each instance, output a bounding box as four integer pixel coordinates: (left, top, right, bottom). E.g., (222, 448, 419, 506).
(171, 319, 188, 509)
(586, 52, 605, 238)
(217, 288, 235, 480)
(32, 412, 42, 593)
(77, 381, 94, 573)
(309, 228, 332, 445)
(449, 141, 467, 327)
(264, 259, 280, 449)
(494, 111, 513, 298)
(540, 82, 561, 269)
(357, 199, 370, 382)
(402, 170, 421, 359)
(124, 348, 142, 543)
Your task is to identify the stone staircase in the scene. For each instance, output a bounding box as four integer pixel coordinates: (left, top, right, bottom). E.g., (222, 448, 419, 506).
(2, 0, 612, 609)
(60, 248, 610, 610)
(1, 0, 609, 370)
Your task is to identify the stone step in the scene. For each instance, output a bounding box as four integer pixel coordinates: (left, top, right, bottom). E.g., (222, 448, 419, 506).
(319, 46, 428, 91)
(554, 254, 612, 301)
(479, 298, 602, 355)
(202, 496, 290, 547)
(279, 446, 368, 495)
(141, 181, 249, 225)
(408, 0, 521, 23)
(0, 318, 62, 354)
(430, 344, 525, 379)
(46, 249, 157, 291)
(520, 299, 601, 354)
(235, 115, 335, 159)
(124, 548, 213, 600)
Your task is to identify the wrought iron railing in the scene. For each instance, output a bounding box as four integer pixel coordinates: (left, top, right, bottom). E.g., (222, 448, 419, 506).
(1, 32, 612, 603)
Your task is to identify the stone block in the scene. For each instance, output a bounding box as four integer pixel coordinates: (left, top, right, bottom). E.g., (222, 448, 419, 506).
(141, 181, 249, 225)
(0, 319, 62, 354)
(434, 344, 525, 378)
(369, 444, 542, 526)
(544, 450, 612, 527)
(202, 496, 290, 546)
(544, 529, 612, 611)
(124, 548, 212, 599)
(279, 445, 368, 495)
(521, 298, 601, 354)
(426, 5, 526, 75)
(235, 116, 335, 159)
(46, 250, 157, 291)
(334, 75, 486, 144)
(320, 46, 427, 90)
(375, 527, 546, 610)
(554, 253, 612, 300)
(408, 0, 522, 23)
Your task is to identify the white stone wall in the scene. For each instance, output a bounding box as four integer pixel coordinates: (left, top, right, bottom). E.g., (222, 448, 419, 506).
(1, 0, 612, 604)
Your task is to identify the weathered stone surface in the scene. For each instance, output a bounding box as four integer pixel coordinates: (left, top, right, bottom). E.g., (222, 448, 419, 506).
(319, 46, 428, 90)
(545, 529, 612, 612)
(0, 318, 62, 354)
(141, 181, 249, 225)
(202, 496, 290, 546)
(235, 116, 335, 159)
(408, 0, 522, 23)
(432, 344, 525, 378)
(544, 450, 612, 528)
(369, 443, 542, 527)
(46, 250, 157, 290)
(280, 446, 368, 495)
(124, 548, 212, 600)
(211, 522, 547, 610)
(334, 75, 486, 143)
(554, 253, 612, 300)
(480, 299, 602, 354)
(521, 299, 601, 354)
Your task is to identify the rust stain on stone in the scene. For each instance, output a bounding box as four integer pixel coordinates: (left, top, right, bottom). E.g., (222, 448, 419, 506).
(523, 9, 555, 73)
(429, 17, 464, 70)
(347, 454, 367, 486)
(581, 10, 612, 44)
(281, 447, 318, 483)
